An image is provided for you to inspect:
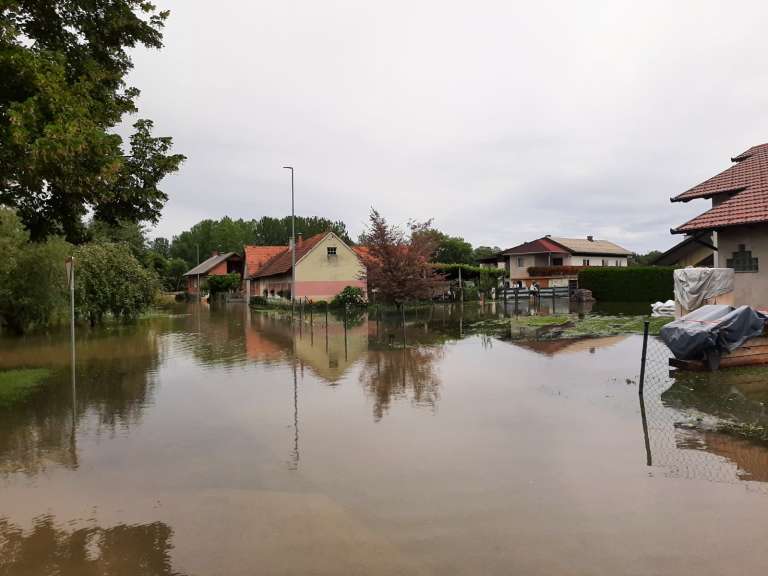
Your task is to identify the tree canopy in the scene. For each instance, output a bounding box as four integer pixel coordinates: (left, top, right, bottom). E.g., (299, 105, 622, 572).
(360, 209, 441, 304)
(169, 216, 352, 267)
(0, 1, 184, 242)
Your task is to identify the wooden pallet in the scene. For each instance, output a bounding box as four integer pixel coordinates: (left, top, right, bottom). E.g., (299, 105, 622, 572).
(669, 336, 768, 371)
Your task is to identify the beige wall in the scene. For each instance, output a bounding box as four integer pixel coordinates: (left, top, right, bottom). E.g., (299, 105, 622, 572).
(718, 226, 768, 308)
(296, 234, 365, 283)
(674, 244, 713, 268)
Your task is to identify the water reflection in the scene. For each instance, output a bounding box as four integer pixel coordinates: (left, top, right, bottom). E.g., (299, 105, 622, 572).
(359, 346, 443, 422)
(0, 516, 185, 576)
(641, 350, 768, 489)
(0, 326, 164, 476)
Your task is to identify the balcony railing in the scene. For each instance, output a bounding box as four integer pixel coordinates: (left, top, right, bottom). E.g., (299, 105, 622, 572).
(526, 265, 586, 277)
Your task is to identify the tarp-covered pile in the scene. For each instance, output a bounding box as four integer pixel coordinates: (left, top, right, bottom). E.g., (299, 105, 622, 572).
(660, 304, 767, 361)
(673, 268, 734, 311)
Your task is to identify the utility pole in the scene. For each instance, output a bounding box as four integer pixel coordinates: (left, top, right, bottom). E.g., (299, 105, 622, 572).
(283, 166, 296, 315)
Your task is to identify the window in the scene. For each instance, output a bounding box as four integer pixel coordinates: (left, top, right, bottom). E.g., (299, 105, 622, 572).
(517, 257, 525, 267)
(327, 246, 337, 258)
(552, 257, 563, 266)
(582, 259, 589, 266)
(726, 244, 759, 272)
(601, 259, 608, 266)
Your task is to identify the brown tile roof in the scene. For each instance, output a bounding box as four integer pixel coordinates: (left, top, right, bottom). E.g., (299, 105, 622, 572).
(244, 245, 286, 278)
(501, 238, 569, 255)
(673, 144, 768, 233)
(252, 232, 328, 278)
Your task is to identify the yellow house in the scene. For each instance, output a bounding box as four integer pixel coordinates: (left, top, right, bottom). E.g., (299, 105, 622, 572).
(246, 232, 366, 302)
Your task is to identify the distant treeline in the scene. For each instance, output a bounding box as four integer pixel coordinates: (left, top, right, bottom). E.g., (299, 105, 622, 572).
(167, 216, 351, 268)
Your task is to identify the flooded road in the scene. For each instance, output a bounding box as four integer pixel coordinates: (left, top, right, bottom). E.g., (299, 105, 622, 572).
(1, 303, 768, 575)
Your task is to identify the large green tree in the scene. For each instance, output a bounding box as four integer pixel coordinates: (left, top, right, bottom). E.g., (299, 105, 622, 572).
(0, 1, 184, 242)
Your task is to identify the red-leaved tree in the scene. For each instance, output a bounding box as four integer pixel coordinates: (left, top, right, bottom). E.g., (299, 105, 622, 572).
(360, 209, 442, 304)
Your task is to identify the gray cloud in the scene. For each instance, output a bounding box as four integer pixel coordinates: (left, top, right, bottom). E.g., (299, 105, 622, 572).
(126, 0, 768, 252)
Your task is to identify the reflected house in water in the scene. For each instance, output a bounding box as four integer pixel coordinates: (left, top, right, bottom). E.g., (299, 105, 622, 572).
(245, 312, 368, 383)
(511, 335, 629, 357)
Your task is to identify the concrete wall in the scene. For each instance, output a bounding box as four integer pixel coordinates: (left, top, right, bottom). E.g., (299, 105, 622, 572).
(717, 226, 768, 308)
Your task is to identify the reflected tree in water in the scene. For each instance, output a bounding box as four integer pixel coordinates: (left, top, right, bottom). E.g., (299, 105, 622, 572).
(0, 516, 186, 576)
(359, 347, 443, 421)
(0, 327, 163, 476)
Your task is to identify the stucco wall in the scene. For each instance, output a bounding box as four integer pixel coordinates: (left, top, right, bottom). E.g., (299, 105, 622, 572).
(717, 226, 768, 308)
(295, 234, 366, 300)
(507, 253, 627, 279)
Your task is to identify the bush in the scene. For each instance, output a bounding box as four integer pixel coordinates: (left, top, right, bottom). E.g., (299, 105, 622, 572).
(250, 295, 269, 307)
(578, 267, 674, 302)
(331, 286, 366, 308)
(207, 273, 241, 295)
(0, 209, 72, 333)
(75, 242, 158, 324)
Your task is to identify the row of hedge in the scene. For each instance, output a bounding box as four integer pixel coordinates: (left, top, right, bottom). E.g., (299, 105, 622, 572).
(578, 267, 674, 302)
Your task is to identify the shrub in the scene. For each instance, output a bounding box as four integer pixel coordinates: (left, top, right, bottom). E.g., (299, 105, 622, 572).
(250, 295, 269, 307)
(0, 209, 72, 333)
(75, 242, 158, 324)
(207, 273, 241, 295)
(331, 286, 366, 308)
(578, 267, 674, 302)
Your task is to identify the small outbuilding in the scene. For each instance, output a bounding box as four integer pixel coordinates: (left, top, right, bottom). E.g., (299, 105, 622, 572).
(183, 252, 243, 295)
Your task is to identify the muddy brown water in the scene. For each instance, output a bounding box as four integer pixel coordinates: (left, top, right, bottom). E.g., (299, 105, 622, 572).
(1, 302, 768, 575)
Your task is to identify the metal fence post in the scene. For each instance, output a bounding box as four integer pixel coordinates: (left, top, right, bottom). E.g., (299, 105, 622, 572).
(639, 319, 650, 395)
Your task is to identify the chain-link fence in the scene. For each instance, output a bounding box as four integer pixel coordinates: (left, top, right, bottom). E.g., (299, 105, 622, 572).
(638, 327, 768, 494)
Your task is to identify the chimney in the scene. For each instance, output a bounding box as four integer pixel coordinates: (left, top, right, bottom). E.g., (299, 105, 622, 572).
(297, 233, 303, 247)
(212, 250, 219, 256)
(587, 235, 594, 242)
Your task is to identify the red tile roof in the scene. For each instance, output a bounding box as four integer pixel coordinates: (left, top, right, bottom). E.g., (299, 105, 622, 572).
(673, 144, 768, 233)
(244, 245, 285, 278)
(501, 238, 570, 255)
(252, 233, 328, 278)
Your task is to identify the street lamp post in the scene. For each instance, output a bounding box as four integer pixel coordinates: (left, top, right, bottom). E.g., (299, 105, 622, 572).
(283, 166, 296, 315)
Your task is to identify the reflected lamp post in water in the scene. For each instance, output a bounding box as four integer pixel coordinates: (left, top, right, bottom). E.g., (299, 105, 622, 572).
(283, 166, 296, 315)
(65, 256, 76, 422)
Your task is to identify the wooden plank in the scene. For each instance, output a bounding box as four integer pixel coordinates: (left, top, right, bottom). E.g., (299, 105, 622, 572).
(669, 358, 708, 371)
(719, 354, 768, 368)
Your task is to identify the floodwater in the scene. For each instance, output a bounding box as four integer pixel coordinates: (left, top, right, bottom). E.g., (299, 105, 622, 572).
(1, 302, 768, 575)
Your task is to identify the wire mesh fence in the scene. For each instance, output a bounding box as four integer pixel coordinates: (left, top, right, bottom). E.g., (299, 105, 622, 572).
(638, 329, 768, 494)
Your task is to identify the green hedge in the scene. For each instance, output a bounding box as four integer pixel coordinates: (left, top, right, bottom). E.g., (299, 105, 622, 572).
(578, 267, 674, 302)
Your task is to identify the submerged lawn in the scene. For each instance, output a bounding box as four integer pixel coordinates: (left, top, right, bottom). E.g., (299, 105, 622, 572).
(0, 369, 50, 407)
(470, 314, 673, 339)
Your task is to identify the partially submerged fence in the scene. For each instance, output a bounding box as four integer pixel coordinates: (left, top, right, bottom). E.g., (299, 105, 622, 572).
(637, 320, 768, 493)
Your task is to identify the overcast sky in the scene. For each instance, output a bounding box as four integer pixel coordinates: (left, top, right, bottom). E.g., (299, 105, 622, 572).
(126, 0, 768, 253)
